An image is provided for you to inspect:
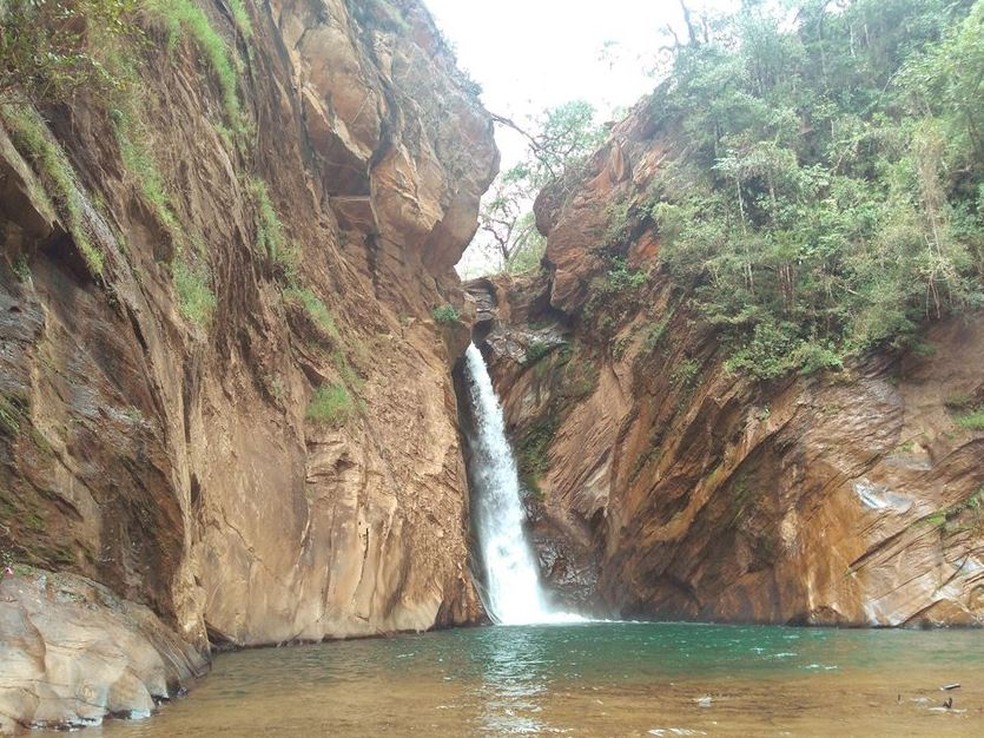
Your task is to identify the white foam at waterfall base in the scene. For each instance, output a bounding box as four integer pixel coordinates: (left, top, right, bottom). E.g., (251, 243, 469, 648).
(464, 343, 584, 626)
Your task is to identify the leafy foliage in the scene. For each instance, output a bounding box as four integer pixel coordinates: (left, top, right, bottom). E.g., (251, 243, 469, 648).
(477, 101, 606, 273)
(641, 0, 984, 378)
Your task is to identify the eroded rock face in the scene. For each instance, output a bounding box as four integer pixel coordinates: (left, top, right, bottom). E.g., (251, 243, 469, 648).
(479, 99, 984, 627)
(0, 0, 495, 726)
(0, 569, 208, 734)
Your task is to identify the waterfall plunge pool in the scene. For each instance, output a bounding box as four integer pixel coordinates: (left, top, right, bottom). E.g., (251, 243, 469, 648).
(95, 621, 984, 736)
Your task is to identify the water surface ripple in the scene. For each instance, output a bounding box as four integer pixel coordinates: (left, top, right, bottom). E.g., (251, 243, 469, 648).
(95, 621, 984, 736)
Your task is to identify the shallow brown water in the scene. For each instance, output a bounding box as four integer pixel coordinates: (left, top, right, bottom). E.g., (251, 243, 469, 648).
(93, 622, 984, 736)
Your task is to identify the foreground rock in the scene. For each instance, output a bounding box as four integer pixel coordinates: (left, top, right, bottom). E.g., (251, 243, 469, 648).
(0, 569, 207, 734)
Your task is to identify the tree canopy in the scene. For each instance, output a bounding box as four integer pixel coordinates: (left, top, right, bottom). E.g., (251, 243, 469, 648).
(625, 0, 984, 378)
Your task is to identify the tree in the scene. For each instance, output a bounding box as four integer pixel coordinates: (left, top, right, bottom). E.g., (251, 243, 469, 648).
(476, 100, 605, 273)
(643, 0, 983, 378)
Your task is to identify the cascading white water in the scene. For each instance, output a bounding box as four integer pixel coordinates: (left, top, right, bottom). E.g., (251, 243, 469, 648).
(463, 343, 582, 625)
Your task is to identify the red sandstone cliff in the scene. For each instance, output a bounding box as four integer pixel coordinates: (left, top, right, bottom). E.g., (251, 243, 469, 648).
(0, 0, 496, 730)
(476, 97, 984, 628)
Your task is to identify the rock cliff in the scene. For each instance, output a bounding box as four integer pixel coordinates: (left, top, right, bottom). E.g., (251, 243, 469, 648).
(475, 98, 984, 627)
(0, 0, 496, 730)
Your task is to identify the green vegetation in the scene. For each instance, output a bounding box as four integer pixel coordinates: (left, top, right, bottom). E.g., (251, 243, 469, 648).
(113, 108, 182, 242)
(431, 304, 460, 324)
(284, 287, 340, 338)
(228, 0, 254, 39)
(582, 255, 649, 339)
(944, 392, 974, 410)
(922, 486, 984, 532)
(633, 0, 984, 379)
(640, 313, 672, 356)
(0, 104, 104, 275)
(142, 0, 242, 127)
(604, 197, 634, 246)
(0, 0, 245, 328)
(670, 358, 700, 389)
(173, 256, 216, 328)
(248, 177, 298, 278)
(12, 256, 31, 283)
(524, 340, 552, 365)
(728, 472, 755, 528)
(516, 417, 558, 498)
(281, 282, 367, 433)
(0, 395, 22, 435)
(954, 407, 984, 430)
(113, 103, 220, 330)
(605, 256, 647, 292)
(0, 0, 138, 102)
(477, 100, 606, 273)
(307, 383, 353, 427)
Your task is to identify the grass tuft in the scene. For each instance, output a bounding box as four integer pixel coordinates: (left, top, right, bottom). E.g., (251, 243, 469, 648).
(228, 0, 254, 39)
(112, 108, 183, 242)
(248, 177, 298, 277)
(142, 0, 242, 127)
(284, 287, 340, 339)
(307, 383, 353, 427)
(954, 408, 984, 430)
(173, 256, 216, 328)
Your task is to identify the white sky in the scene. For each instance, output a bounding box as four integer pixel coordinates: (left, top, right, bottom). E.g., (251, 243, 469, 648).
(424, 0, 733, 163)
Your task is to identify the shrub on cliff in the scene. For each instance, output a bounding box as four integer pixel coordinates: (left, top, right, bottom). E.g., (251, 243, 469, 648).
(431, 304, 460, 324)
(307, 384, 353, 428)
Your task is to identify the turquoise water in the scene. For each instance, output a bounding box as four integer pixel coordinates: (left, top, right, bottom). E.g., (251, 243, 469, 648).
(96, 622, 984, 736)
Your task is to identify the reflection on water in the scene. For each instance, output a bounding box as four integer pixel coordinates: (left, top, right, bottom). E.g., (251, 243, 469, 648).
(94, 622, 984, 737)
(475, 626, 550, 735)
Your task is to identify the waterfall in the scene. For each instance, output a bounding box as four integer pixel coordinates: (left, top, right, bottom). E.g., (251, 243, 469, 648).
(463, 343, 582, 625)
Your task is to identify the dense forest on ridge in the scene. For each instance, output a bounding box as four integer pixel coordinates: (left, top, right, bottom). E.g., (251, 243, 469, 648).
(581, 0, 984, 379)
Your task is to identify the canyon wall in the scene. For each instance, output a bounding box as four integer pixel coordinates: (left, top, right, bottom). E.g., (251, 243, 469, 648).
(476, 98, 984, 627)
(0, 0, 496, 729)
